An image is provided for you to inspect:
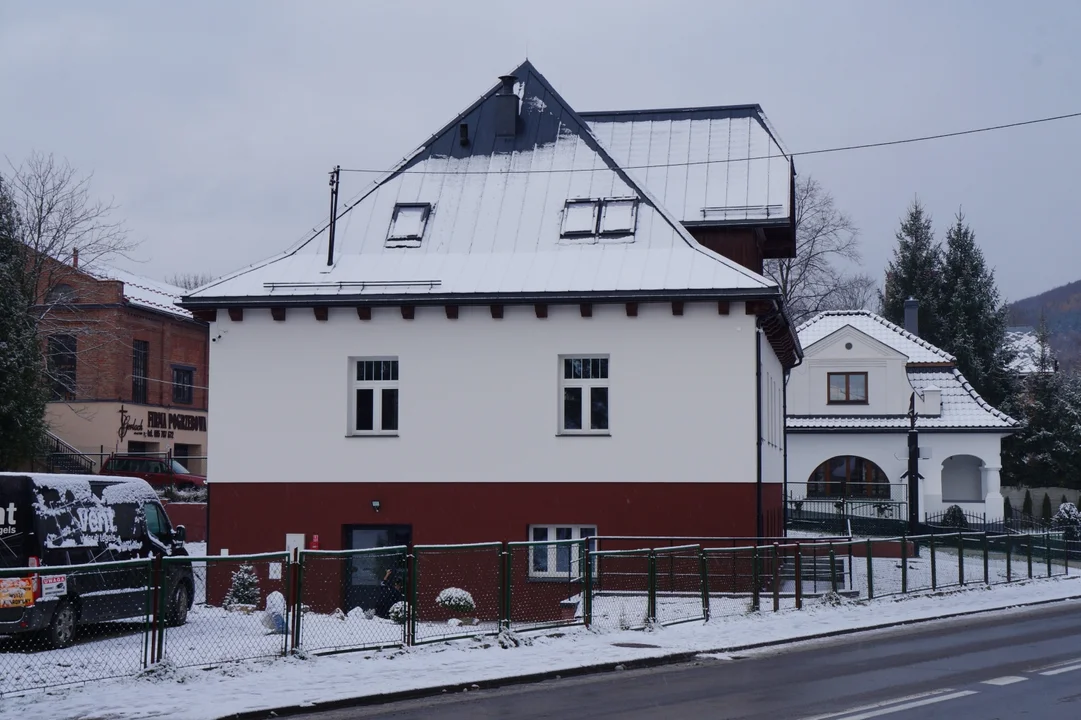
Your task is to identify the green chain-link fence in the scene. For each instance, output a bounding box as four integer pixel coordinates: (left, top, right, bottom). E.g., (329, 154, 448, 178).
(1, 532, 1075, 695)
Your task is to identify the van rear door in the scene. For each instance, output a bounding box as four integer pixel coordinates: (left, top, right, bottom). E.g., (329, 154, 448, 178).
(0, 476, 36, 619)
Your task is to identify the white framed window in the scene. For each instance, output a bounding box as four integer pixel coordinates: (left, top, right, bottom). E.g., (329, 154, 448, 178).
(599, 198, 637, 234)
(528, 525, 596, 579)
(348, 358, 399, 435)
(561, 200, 599, 237)
(386, 203, 432, 247)
(559, 356, 609, 434)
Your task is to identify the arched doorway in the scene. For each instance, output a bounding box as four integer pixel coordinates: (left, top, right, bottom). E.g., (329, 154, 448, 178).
(941, 455, 983, 503)
(807, 456, 891, 499)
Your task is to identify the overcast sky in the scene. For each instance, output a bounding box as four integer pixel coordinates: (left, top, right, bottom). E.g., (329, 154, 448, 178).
(3, 0, 1079, 301)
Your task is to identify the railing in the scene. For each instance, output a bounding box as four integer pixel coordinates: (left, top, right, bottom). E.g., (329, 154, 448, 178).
(787, 482, 909, 534)
(41, 431, 96, 474)
(0, 531, 1073, 696)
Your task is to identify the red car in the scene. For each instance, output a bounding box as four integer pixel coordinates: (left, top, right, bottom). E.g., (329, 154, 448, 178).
(99, 455, 206, 490)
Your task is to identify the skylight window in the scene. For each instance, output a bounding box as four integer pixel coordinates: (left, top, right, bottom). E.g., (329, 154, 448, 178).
(386, 203, 432, 246)
(561, 200, 600, 237)
(599, 198, 637, 234)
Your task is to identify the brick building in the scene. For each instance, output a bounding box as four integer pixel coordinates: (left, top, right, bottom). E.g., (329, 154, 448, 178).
(36, 253, 209, 473)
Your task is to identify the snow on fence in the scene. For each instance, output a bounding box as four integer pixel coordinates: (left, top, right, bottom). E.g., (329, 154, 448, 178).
(0, 532, 1075, 696)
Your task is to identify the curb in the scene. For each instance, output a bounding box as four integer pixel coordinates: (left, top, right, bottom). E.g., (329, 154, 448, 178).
(220, 588, 1081, 720)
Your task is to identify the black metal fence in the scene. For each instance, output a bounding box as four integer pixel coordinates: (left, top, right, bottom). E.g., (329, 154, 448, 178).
(0, 532, 1073, 696)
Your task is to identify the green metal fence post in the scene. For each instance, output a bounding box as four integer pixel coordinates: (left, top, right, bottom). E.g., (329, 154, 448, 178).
(983, 532, 990, 585)
(155, 556, 167, 664)
(291, 548, 305, 653)
(930, 534, 937, 591)
(408, 549, 419, 646)
(901, 536, 908, 594)
(1065, 538, 1070, 575)
(143, 560, 154, 668)
(502, 543, 512, 631)
(865, 539, 873, 600)
(958, 531, 965, 587)
(829, 543, 838, 594)
(795, 544, 803, 610)
(647, 551, 658, 624)
(1027, 534, 1034, 579)
(848, 542, 854, 589)
(772, 543, 780, 612)
(699, 549, 710, 621)
(1006, 535, 1012, 582)
(1046, 531, 1053, 578)
(752, 546, 761, 611)
(584, 545, 593, 628)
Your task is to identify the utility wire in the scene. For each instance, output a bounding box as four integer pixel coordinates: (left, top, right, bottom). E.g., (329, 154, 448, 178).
(334, 111, 1081, 175)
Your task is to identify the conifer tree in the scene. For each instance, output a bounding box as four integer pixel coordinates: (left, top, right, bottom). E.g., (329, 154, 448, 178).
(937, 213, 1015, 407)
(1023, 489, 1033, 517)
(880, 200, 944, 344)
(223, 564, 261, 607)
(0, 176, 48, 470)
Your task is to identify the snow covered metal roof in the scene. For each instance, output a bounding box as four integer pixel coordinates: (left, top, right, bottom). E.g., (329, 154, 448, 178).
(583, 105, 792, 227)
(788, 369, 1019, 432)
(797, 310, 955, 364)
(186, 61, 781, 306)
(1005, 326, 1043, 375)
(86, 264, 192, 320)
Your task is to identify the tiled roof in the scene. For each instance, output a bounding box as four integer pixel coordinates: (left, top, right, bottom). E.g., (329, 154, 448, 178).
(86, 264, 192, 320)
(787, 369, 1018, 431)
(187, 61, 780, 304)
(583, 105, 791, 227)
(797, 310, 955, 364)
(1005, 326, 1043, 375)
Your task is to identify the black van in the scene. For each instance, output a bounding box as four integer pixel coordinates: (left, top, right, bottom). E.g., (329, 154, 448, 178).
(0, 472, 194, 649)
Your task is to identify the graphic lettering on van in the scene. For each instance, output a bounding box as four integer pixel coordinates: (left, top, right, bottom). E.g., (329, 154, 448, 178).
(76, 507, 117, 536)
(0, 502, 15, 536)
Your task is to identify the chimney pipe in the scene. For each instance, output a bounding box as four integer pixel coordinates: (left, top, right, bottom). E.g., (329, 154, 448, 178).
(904, 297, 919, 337)
(494, 74, 519, 138)
(72, 247, 79, 269)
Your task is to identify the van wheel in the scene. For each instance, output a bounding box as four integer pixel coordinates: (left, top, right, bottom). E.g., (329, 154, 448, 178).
(45, 600, 77, 649)
(167, 583, 190, 627)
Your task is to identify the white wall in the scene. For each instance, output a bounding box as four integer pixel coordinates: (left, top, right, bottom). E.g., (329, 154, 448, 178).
(207, 301, 762, 485)
(787, 326, 914, 416)
(787, 431, 1008, 517)
(760, 331, 785, 484)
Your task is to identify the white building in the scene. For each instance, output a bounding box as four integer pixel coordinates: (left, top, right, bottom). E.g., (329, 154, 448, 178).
(181, 61, 802, 568)
(786, 306, 1019, 525)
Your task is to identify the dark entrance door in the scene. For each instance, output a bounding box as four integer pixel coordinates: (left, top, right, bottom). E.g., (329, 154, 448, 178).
(342, 525, 411, 612)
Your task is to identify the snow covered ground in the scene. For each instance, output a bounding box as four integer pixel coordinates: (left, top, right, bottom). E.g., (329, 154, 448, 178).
(2, 575, 1079, 720)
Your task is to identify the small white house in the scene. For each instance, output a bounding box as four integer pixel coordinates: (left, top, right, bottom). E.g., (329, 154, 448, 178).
(181, 60, 803, 568)
(786, 307, 1019, 524)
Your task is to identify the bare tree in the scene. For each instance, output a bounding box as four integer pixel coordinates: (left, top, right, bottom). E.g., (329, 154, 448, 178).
(765, 176, 876, 324)
(5, 151, 137, 404)
(167, 272, 216, 291)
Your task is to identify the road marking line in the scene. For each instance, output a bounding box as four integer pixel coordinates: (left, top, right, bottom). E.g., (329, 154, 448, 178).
(1032, 657, 1081, 673)
(1040, 663, 1081, 676)
(982, 676, 1028, 686)
(833, 691, 979, 720)
(798, 690, 961, 720)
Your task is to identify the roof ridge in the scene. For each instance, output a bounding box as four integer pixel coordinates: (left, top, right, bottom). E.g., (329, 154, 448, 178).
(798, 309, 955, 362)
(948, 368, 1018, 425)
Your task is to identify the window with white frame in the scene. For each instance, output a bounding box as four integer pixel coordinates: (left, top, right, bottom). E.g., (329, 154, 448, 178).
(561, 198, 638, 238)
(559, 356, 609, 434)
(528, 525, 596, 578)
(561, 200, 599, 237)
(349, 358, 399, 435)
(599, 198, 637, 234)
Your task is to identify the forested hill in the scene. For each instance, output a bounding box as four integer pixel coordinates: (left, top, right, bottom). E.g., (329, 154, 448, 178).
(1009, 278, 1081, 370)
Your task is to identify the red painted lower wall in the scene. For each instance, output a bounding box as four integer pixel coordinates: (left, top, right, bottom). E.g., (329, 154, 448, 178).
(163, 502, 206, 542)
(208, 482, 783, 556)
(203, 482, 783, 616)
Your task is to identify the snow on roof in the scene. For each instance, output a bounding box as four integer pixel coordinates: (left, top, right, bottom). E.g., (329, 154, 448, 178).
(187, 61, 778, 304)
(797, 310, 955, 364)
(583, 105, 792, 227)
(85, 264, 192, 320)
(1005, 326, 1043, 375)
(788, 369, 1018, 432)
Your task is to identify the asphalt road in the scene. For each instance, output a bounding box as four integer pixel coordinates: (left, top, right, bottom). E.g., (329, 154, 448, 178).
(286, 600, 1081, 720)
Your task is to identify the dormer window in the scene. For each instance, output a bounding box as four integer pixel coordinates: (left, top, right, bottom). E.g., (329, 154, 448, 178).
(561, 198, 638, 239)
(386, 203, 432, 247)
(599, 199, 637, 234)
(561, 200, 599, 237)
(828, 372, 868, 404)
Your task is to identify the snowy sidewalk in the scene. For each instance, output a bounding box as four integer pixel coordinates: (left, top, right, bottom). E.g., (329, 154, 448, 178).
(4, 576, 1081, 720)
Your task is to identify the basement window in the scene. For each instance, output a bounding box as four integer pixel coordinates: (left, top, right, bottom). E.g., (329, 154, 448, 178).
(599, 198, 637, 234)
(386, 203, 432, 247)
(528, 525, 597, 579)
